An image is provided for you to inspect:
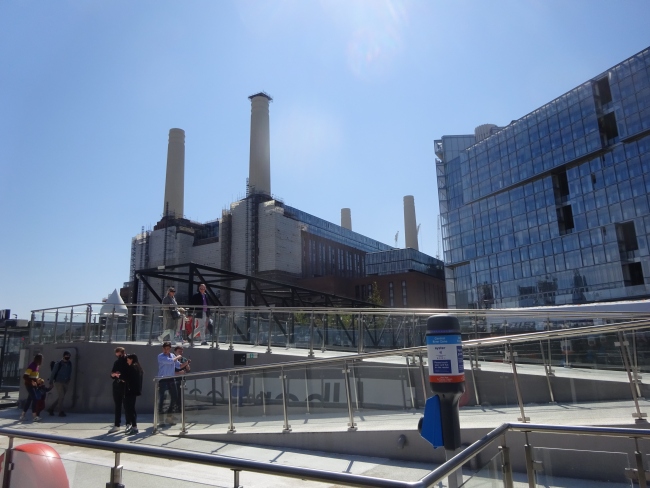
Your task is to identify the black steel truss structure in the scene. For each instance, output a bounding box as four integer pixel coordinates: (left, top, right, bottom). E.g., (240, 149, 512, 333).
(133, 262, 378, 309)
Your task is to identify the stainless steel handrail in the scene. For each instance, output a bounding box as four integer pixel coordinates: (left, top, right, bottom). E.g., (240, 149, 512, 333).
(160, 317, 650, 381)
(3, 423, 650, 488)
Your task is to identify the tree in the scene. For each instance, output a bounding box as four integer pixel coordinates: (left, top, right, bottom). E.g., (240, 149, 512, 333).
(369, 282, 383, 306)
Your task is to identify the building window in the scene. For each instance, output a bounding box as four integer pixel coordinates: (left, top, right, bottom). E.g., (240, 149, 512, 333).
(401, 280, 407, 307)
(389, 282, 394, 307)
(622, 262, 645, 287)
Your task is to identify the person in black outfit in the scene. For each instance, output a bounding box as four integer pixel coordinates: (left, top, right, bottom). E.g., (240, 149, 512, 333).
(123, 354, 143, 435)
(190, 283, 213, 345)
(108, 346, 128, 433)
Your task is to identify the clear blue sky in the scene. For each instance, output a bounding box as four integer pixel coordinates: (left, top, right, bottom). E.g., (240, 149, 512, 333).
(1, 1, 649, 319)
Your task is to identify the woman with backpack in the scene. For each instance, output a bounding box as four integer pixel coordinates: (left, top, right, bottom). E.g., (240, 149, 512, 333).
(123, 353, 143, 435)
(20, 353, 43, 421)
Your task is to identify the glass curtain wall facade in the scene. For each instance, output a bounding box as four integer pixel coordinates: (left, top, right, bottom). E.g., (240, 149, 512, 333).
(436, 47, 650, 309)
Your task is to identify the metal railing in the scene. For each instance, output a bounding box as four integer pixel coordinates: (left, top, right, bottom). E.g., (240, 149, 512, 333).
(28, 302, 650, 356)
(153, 316, 650, 435)
(2, 423, 649, 487)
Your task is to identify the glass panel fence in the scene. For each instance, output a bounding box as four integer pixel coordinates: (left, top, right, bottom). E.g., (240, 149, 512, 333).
(181, 374, 229, 430)
(532, 447, 631, 487)
(459, 449, 504, 488)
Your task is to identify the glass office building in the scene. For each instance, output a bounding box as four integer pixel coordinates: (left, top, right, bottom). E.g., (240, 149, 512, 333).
(436, 47, 650, 309)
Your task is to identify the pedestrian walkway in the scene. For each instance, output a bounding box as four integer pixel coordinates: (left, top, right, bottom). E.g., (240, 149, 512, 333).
(1, 398, 645, 487)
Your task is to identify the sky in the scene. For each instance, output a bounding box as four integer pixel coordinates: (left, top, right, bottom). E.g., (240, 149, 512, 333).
(1, 1, 649, 319)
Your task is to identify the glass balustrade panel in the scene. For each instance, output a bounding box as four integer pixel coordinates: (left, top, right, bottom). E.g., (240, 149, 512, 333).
(533, 447, 630, 487)
(458, 449, 504, 487)
(180, 374, 230, 431)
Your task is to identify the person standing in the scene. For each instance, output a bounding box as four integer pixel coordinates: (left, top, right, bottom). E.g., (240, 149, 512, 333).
(123, 354, 143, 435)
(159, 287, 180, 344)
(157, 341, 181, 425)
(108, 347, 128, 433)
(47, 351, 72, 417)
(20, 353, 43, 422)
(190, 283, 212, 345)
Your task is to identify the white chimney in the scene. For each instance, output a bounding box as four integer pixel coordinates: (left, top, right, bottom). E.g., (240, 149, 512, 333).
(404, 195, 418, 250)
(341, 208, 352, 230)
(248, 92, 272, 196)
(163, 128, 185, 218)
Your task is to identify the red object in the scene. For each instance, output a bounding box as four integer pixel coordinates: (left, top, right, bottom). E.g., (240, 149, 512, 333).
(7, 443, 70, 488)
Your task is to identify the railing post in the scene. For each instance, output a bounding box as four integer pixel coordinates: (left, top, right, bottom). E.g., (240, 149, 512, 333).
(68, 307, 75, 342)
(85, 305, 92, 342)
(147, 307, 155, 346)
(30, 311, 36, 345)
(180, 377, 187, 435)
(39, 311, 45, 344)
(228, 373, 236, 433)
(321, 314, 327, 353)
(507, 343, 529, 422)
(212, 310, 221, 350)
(152, 378, 160, 434)
(357, 312, 364, 354)
(617, 331, 648, 423)
(53, 309, 59, 344)
(405, 355, 416, 410)
(468, 346, 481, 406)
(418, 351, 428, 406)
(286, 313, 293, 350)
(539, 340, 556, 404)
(107, 306, 116, 344)
(308, 313, 315, 358)
(342, 361, 357, 431)
(2, 436, 14, 488)
(304, 367, 310, 415)
(280, 367, 291, 432)
(228, 312, 235, 351)
(523, 434, 537, 488)
(255, 312, 261, 346)
(106, 451, 123, 488)
(266, 311, 273, 354)
(500, 443, 514, 488)
(231, 469, 242, 488)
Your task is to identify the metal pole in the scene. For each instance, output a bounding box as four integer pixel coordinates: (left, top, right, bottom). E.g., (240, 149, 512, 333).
(405, 355, 415, 410)
(266, 311, 273, 354)
(357, 312, 364, 354)
(84, 305, 92, 342)
(304, 367, 310, 415)
(255, 312, 261, 346)
(39, 311, 45, 344)
(508, 343, 529, 422)
(500, 444, 514, 488)
(321, 314, 327, 353)
(53, 309, 59, 344)
(107, 451, 123, 488)
(468, 347, 481, 405)
(68, 307, 74, 342)
(211, 310, 220, 350)
(632, 331, 642, 398)
(228, 312, 235, 351)
(152, 378, 160, 434)
(308, 313, 315, 358)
(539, 340, 556, 404)
(261, 373, 267, 417)
(227, 373, 236, 433)
(107, 306, 116, 344)
(180, 377, 187, 435)
(147, 307, 155, 346)
(617, 331, 648, 423)
(2, 435, 13, 488)
(635, 438, 648, 488)
(523, 433, 536, 488)
(418, 351, 428, 406)
(29, 311, 36, 345)
(231, 469, 242, 488)
(342, 361, 357, 431)
(280, 367, 291, 432)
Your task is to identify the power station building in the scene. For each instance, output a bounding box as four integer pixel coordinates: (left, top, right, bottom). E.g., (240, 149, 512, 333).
(436, 46, 650, 309)
(128, 93, 446, 309)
